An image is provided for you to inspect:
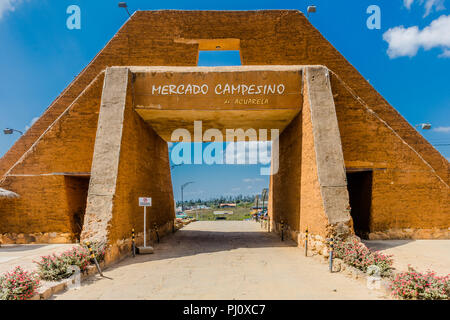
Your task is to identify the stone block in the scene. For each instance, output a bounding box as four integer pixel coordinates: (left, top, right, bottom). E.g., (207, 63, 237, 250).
(137, 246, 154, 254)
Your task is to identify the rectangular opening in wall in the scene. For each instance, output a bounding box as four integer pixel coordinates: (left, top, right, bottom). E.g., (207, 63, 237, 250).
(198, 50, 242, 66)
(346, 170, 373, 239)
(65, 176, 90, 241)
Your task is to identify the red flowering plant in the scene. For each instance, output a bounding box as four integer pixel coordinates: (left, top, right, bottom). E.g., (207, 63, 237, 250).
(34, 243, 106, 281)
(333, 237, 393, 277)
(0, 266, 40, 300)
(60, 246, 90, 272)
(389, 266, 449, 300)
(34, 253, 74, 281)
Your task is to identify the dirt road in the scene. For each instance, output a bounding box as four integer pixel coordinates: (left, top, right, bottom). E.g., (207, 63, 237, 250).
(54, 221, 386, 300)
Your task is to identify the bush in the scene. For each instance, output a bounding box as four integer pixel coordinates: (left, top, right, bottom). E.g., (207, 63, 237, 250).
(60, 246, 90, 272)
(390, 266, 450, 300)
(34, 243, 106, 281)
(34, 254, 74, 281)
(0, 266, 40, 300)
(334, 237, 393, 277)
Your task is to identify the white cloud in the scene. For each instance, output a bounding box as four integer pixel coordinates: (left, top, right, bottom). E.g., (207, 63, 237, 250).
(403, 0, 446, 17)
(438, 48, 450, 57)
(383, 15, 450, 58)
(404, 0, 415, 9)
(423, 0, 446, 17)
(243, 178, 264, 183)
(433, 126, 450, 132)
(0, 0, 24, 20)
(24, 116, 38, 131)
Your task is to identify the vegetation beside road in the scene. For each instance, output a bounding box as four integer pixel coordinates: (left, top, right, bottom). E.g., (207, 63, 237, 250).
(188, 205, 253, 221)
(178, 195, 259, 221)
(0, 242, 106, 300)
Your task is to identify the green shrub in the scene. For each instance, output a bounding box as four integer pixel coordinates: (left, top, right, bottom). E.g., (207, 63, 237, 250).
(390, 266, 449, 300)
(60, 246, 90, 272)
(34, 243, 106, 281)
(0, 266, 40, 300)
(334, 237, 393, 277)
(34, 254, 74, 281)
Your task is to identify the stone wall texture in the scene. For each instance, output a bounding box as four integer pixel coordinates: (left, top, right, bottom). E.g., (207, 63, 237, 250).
(331, 73, 449, 239)
(102, 69, 175, 244)
(0, 73, 104, 240)
(80, 68, 175, 255)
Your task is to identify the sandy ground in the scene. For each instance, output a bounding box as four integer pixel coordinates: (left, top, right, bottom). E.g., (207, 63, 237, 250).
(0, 243, 74, 274)
(53, 221, 386, 300)
(364, 240, 449, 276)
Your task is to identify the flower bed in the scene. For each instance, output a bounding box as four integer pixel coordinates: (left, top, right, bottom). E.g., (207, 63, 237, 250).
(333, 237, 393, 277)
(35, 242, 106, 281)
(390, 266, 449, 300)
(0, 266, 40, 300)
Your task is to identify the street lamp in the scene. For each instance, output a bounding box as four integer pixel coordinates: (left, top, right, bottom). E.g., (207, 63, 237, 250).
(118, 2, 131, 17)
(3, 128, 23, 135)
(415, 123, 432, 130)
(181, 181, 194, 212)
(307, 5, 317, 18)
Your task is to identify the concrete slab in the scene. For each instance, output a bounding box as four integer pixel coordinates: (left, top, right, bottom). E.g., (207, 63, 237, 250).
(137, 246, 154, 254)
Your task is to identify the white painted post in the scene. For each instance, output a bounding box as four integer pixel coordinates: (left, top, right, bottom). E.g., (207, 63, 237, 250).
(139, 197, 152, 249)
(144, 206, 147, 247)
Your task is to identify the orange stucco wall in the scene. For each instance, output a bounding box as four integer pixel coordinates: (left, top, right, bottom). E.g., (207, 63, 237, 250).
(0, 73, 104, 241)
(108, 78, 175, 243)
(331, 74, 449, 239)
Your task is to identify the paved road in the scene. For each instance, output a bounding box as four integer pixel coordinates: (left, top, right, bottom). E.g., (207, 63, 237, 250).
(54, 221, 385, 300)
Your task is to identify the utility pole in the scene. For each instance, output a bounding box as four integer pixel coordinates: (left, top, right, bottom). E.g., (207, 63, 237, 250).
(181, 181, 194, 212)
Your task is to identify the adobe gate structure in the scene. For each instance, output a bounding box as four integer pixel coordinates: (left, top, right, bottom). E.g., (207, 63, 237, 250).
(0, 11, 448, 263)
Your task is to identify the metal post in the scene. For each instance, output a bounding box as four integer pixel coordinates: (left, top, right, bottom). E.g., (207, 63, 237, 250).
(181, 182, 194, 212)
(181, 186, 184, 212)
(132, 228, 136, 258)
(329, 237, 334, 273)
(154, 222, 160, 243)
(305, 227, 308, 257)
(86, 241, 103, 276)
(143, 206, 147, 247)
(281, 220, 284, 241)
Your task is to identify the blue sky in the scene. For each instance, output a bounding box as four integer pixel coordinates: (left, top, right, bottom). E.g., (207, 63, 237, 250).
(0, 0, 449, 201)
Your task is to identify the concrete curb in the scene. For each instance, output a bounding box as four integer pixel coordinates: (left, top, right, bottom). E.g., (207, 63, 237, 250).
(30, 262, 106, 300)
(308, 252, 393, 298)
